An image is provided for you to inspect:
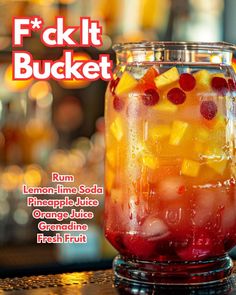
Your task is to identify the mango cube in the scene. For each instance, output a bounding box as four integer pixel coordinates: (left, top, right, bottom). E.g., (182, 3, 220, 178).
(142, 153, 159, 170)
(115, 72, 138, 95)
(181, 159, 200, 177)
(169, 120, 189, 146)
(154, 98, 178, 113)
(154, 67, 179, 89)
(194, 70, 211, 90)
(150, 125, 171, 141)
(110, 117, 123, 141)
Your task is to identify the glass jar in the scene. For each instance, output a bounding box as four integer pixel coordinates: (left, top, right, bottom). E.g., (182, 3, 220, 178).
(104, 42, 236, 285)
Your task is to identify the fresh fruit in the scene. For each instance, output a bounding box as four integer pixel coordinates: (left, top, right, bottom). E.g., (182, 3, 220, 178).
(179, 73, 196, 91)
(154, 67, 179, 89)
(110, 77, 120, 94)
(228, 78, 236, 91)
(167, 88, 186, 105)
(149, 125, 171, 141)
(213, 115, 226, 129)
(110, 117, 123, 141)
(113, 95, 125, 112)
(143, 89, 160, 106)
(142, 153, 159, 169)
(211, 77, 228, 95)
(204, 147, 228, 175)
(195, 127, 209, 142)
(181, 159, 200, 177)
(115, 72, 138, 95)
(154, 98, 178, 113)
(200, 101, 217, 120)
(169, 120, 189, 146)
(194, 70, 211, 90)
(106, 149, 116, 168)
(141, 67, 159, 86)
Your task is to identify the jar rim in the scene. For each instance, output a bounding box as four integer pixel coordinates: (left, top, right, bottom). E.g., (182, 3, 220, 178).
(112, 41, 236, 52)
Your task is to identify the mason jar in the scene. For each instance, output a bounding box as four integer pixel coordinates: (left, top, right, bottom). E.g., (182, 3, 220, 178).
(104, 42, 236, 285)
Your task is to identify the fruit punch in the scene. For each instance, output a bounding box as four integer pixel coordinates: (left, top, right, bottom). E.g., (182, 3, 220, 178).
(105, 64, 236, 262)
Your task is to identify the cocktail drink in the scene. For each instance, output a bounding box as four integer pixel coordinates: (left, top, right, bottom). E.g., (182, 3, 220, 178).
(104, 42, 236, 284)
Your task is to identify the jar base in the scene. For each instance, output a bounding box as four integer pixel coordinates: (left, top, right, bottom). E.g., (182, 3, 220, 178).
(113, 254, 233, 285)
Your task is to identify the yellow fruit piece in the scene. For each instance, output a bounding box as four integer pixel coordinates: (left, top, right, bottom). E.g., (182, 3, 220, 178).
(154, 98, 178, 113)
(207, 159, 228, 175)
(142, 153, 159, 170)
(213, 115, 226, 129)
(150, 125, 171, 141)
(204, 146, 228, 175)
(169, 120, 189, 146)
(195, 127, 209, 142)
(115, 72, 138, 95)
(181, 159, 200, 177)
(194, 141, 204, 154)
(106, 149, 116, 168)
(110, 117, 123, 141)
(154, 67, 179, 89)
(194, 70, 211, 90)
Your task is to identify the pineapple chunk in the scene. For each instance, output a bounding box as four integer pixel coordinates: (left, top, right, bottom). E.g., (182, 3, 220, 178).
(142, 153, 159, 170)
(195, 127, 209, 142)
(194, 70, 211, 90)
(181, 159, 200, 177)
(213, 115, 226, 129)
(150, 125, 171, 141)
(106, 149, 116, 168)
(115, 72, 138, 95)
(154, 98, 178, 113)
(110, 117, 123, 141)
(204, 146, 228, 175)
(207, 159, 228, 175)
(169, 120, 189, 146)
(154, 67, 179, 89)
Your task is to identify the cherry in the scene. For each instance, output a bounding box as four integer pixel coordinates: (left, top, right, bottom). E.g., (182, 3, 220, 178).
(228, 79, 236, 92)
(143, 88, 160, 106)
(211, 77, 228, 95)
(179, 73, 196, 91)
(113, 95, 125, 112)
(200, 101, 217, 120)
(109, 77, 120, 94)
(167, 88, 186, 105)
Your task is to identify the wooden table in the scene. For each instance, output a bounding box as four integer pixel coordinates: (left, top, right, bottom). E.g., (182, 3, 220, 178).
(0, 262, 235, 294)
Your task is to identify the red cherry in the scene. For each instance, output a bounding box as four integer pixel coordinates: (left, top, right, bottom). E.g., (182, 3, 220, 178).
(167, 88, 186, 105)
(113, 95, 125, 112)
(109, 77, 120, 94)
(200, 101, 217, 120)
(179, 73, 196, 91)
(211, 77, 228, 95)
(143, 88, 160, 106)
(228, 79, 236, 92)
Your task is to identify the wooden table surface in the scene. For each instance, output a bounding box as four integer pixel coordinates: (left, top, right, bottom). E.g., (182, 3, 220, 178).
(0, 262, 235, 295)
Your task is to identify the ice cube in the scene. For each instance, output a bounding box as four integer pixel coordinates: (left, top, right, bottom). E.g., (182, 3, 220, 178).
(158, 176, 185, 200)
(142, 216, 169, 240)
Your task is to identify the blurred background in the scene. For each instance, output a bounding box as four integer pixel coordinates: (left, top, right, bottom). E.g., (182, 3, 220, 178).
(0, 0, 235, 278)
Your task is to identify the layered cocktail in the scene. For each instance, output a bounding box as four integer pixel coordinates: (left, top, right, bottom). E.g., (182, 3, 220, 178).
(104, 42, 236, 284)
